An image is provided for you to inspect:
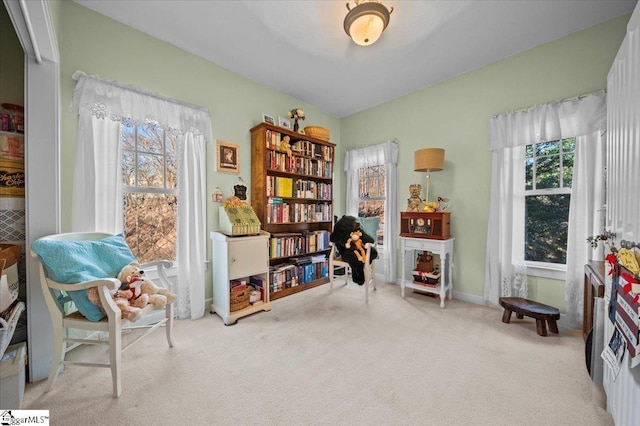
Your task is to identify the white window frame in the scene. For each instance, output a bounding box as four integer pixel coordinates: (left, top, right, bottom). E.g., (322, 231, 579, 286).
(523, 139, 575, 279)
(357, 164, 385, 249)
(121, 123, 178, 265)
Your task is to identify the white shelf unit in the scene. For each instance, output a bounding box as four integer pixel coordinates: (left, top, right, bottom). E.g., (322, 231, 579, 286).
(210, 231, 271, 325)
(400, 237, 455, 308)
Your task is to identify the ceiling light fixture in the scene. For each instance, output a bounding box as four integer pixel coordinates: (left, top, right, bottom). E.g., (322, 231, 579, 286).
(344, 0, 393, 46)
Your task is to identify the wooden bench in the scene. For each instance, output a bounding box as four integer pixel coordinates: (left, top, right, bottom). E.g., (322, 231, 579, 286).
(499, 297, 560, 336)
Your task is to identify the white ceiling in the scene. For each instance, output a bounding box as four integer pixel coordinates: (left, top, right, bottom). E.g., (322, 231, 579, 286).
(74, 0, 637, 118)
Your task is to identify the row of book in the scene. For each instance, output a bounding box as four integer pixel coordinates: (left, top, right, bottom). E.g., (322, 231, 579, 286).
(267, 150, 333, 178)
(270, 176, 294, 198)
(266, 199, 332, 224)
(269, 255, 329, 294)
(291, 140, 334, 161)
(264, 129, 334, 161)
(266, 175, 332, 200)
(269, 230, 330, 259)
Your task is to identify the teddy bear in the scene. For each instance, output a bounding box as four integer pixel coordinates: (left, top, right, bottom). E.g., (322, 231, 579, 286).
(407, 184, 422, 212)
(279, 135, 293, 156)
(118, 262, 176, 309)
(86, 285, 143, 322)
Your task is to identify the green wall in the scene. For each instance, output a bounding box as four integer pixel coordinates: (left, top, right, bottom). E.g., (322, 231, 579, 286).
(340, 15, 629, 310)
(57, 1, 340, 301)
(57, 1, 629, 310)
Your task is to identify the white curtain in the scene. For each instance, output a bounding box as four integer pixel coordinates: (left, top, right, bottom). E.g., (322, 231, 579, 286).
(485, 93, 606, 323)
(344, 141, 398, 282)
(565, 131, 605, 326)
(71, 71, 212, 320)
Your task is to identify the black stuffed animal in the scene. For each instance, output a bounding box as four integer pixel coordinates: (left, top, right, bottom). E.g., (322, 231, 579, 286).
(330, 215, 378, 285)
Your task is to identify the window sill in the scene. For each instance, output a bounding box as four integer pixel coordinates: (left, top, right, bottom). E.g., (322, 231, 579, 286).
(525, 261, 566, 280)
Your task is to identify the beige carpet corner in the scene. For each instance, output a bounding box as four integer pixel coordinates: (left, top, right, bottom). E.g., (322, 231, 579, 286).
(22, 281, 612, 425)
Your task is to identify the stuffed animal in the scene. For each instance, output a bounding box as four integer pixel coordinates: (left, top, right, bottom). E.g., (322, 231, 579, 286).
(423, 201, 439, 213)
(86, 285, 143, 322)
(330, 215, 378, 285)
(118, 262, 176, 309)
(407, 184, 422, 212)
(279, 135, 293, 156)
(345, 230, 367, 263)
(116, 263, 149, 309)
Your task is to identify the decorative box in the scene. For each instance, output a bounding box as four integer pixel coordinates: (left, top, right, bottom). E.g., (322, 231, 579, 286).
(219, 205, 261, 236)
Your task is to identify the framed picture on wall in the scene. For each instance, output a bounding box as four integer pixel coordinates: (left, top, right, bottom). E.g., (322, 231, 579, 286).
(216, 140, 240, 174)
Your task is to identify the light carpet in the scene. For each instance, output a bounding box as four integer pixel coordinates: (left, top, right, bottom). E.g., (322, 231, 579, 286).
(22, 281, 612, 425)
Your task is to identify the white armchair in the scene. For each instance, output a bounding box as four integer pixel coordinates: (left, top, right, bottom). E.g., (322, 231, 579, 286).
(31, 232, 175, 398)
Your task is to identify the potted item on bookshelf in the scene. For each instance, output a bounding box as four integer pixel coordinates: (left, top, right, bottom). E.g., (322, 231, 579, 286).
(287, 108, 305, 133)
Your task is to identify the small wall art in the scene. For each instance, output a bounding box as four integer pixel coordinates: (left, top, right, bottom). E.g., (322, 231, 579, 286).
(278, 116, 291, 129)
(262, 113, 275, 125)
(216, 140, 240, 174)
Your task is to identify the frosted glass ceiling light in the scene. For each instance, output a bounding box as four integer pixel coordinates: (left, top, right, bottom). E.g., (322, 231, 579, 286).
(344, 0, 393, 46)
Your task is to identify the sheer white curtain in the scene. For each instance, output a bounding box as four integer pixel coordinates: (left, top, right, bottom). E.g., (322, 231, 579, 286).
(485, 93, 606, 326)
(344, 140, 398, 282)
(70, 71, 212, 320)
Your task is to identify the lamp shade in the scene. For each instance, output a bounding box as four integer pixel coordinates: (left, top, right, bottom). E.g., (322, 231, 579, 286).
(414, 148, 445, 172)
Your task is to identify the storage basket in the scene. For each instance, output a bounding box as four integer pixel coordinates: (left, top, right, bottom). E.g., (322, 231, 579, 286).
(303, 126, 330, 141)
(412, 270, 441, 286)
(229, 288, 250, 312)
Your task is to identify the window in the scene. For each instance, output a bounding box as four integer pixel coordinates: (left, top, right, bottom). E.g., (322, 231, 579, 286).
(357, 165, 385, 246)
(524, 138, 575, 265)
(121, 123, 178, 263)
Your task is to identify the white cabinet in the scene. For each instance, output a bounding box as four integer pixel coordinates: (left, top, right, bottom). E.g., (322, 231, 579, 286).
(210, 231, 271, 325)
(399, 237, 454, 308)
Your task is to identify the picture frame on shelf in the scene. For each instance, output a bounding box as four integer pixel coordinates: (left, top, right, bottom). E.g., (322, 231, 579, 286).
(216, 140, 240, 174)
(262, 113, 275, 125)
(278, 116, 291, 129)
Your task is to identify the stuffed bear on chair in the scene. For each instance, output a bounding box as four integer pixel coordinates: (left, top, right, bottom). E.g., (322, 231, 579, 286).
(330, 215, 378, 285)
(117, 262, 176, 309)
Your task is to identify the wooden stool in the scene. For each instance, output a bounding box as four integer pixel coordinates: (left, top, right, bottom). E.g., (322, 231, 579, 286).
(499, 297, 560, 336)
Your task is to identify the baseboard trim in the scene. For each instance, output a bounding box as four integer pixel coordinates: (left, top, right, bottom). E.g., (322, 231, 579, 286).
(390, 279, 484, 305)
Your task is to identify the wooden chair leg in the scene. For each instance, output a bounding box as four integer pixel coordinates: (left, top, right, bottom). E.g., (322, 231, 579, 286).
(47, 325, 66, 392)
(516, 313, 524, 319)
(547, 319, 559, 334)
(109, 319, 122, 398)
(166, 303, 175, 347)
(501, 309, 512, 323)
(536, 319, 548, 336)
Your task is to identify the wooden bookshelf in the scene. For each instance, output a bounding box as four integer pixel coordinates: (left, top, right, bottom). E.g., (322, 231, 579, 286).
(250, 122, 335, 300)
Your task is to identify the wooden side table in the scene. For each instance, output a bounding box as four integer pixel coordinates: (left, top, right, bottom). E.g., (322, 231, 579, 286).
(400, 237, 454, 308)
(583, 260, 605, 340)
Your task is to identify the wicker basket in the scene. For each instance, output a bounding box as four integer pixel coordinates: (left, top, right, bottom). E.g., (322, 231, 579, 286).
(304, 126, 330, 141)
(230, 288, 250, 312)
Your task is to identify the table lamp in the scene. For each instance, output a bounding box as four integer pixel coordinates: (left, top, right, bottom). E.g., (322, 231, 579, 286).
(414, 148, 445, 203)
